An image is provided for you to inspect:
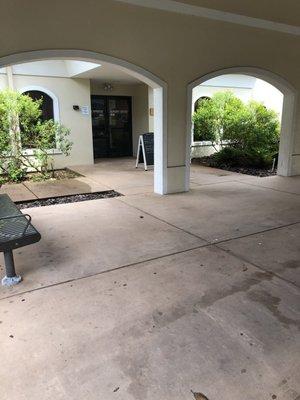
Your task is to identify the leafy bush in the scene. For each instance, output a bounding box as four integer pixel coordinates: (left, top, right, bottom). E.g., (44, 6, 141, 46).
(193, 91, 245, 145)
(0, 90, 72, 183)
(193, 91, 280, 169)
(212, 147, 274, 169)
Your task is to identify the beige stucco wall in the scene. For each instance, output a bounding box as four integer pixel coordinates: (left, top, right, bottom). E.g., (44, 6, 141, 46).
(91, 82, 150, 155)
(0, 0, 299, 188)
(176, 0, 300, 26)
(0, 73, 94, 169)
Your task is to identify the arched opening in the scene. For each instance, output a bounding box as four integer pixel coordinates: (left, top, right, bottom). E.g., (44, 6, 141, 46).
(23, 90, 54, 122)
(186, 67, 297, 189)
(20, 86, 60, 123)
(0, 50, 167, 195)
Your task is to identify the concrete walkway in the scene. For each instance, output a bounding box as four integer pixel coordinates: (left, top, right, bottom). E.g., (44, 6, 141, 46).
(0, 159, 299, 400)
(0, 175, 110, 202)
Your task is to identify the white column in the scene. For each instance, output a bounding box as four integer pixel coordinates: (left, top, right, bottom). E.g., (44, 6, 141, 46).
(153, 87, 168, 194)
(6, 66, 14, 89)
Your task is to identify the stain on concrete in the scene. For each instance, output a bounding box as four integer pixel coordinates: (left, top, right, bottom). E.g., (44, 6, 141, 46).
(279, 378, 288, 386)
(247, 289, 300, 329)
(195, 271, 273, 309)
(117, 348, 150, 400)
(152, 305, 187, 328)
(280, 260, 300, 270)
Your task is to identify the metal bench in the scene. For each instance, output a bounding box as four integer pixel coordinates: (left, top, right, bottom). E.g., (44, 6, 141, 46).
(0, 194, 41, 286)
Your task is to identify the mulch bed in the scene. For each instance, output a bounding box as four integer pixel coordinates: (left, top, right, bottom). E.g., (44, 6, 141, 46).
(17, 191, 122, 209)
(1, 168, 81, 185)
(192, 157, 277, 177)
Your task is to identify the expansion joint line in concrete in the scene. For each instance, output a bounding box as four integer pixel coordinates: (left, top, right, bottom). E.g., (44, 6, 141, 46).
(233, 180, 300, 196)
(191, 177, 300, 196)
(214, 244, 300, 289)
(115, 197, 210, 244)
(116, 196, 300, 249)
(1, 220, 299, 301)
(22, 182, 39, 200)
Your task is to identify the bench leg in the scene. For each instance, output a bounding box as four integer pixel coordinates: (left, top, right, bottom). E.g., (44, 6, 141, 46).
(1, 250, 22, 286)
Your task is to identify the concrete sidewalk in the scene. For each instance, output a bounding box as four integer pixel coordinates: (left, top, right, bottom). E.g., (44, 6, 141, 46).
(0, 176, 110, 202)
(0, 159, 299, 400)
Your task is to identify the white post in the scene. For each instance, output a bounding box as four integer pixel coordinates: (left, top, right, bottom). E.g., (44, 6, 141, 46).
(153, 87, 167, 194)
(6, 66, 14, 89)
(278, 92, 297, 176)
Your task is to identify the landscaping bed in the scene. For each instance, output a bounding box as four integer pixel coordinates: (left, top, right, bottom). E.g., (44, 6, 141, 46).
(0, 168, 81, 185)
(192, 156, 277, 177)
(17, 190, 122, 209)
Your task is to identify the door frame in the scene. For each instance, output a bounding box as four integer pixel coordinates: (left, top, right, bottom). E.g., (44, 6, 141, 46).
(91, 94, 133, 159)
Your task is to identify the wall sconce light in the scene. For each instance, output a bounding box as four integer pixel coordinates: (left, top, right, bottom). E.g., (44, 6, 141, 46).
(103, 83, 114, 92)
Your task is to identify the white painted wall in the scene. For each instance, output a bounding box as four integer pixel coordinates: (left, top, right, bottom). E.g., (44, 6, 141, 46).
(192, 85, 253, 108)
(252, 79, 284, 118)
(0, 73, 94, 168)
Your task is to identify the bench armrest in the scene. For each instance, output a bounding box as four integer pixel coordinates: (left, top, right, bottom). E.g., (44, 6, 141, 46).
(0, 214, 32, 237)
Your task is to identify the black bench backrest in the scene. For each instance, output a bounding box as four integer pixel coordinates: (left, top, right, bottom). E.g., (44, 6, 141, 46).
(0, 194, 41, 251)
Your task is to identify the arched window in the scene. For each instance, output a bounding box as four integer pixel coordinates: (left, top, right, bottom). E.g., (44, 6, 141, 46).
(21, 88, 58, 149)
(193, 96, 211, 141)
(194, 96, 211, 112)
(23, 90, 54, 122)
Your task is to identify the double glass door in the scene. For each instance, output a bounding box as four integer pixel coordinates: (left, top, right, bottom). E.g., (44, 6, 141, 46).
(91, 95, 133, 158)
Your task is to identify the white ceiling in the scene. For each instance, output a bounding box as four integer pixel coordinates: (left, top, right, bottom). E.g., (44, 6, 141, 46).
(74, 62, 140, 84)
(0, 60, 141, 84)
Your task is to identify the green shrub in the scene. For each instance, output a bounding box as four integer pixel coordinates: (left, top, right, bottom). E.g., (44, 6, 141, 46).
(193, 91, 244, 145)
(192, 91, 280, 168)
(212, 147, 274, 169)
(0, 89, 72, 183)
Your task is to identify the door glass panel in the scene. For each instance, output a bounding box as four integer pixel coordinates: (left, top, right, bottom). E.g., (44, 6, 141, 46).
(91, 96, 132, 158)
(91, 97, 109, 158)
(109, 98, 132, 157)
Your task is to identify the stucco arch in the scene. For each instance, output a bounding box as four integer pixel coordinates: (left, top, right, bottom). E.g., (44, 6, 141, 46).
(186, 66, 298, 186)
(0, 49, 168, 195)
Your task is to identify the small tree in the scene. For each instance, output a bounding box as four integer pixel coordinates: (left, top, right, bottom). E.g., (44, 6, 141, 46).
(225, 100, 280, 156)
(192, 91, 244, 148)
(192, 91, 281, 168)
(0, 90, 72, 182)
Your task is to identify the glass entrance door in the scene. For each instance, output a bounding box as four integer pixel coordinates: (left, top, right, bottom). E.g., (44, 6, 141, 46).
(91, 95, 132, 158)
(91, 96, 108, 158)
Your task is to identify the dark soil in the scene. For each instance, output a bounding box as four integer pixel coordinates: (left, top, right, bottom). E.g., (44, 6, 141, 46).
(1, 168, 81, 185)
(26, 168, 81, 181)
(17, 191, 122, 209)
(192, 157, 277, 177)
